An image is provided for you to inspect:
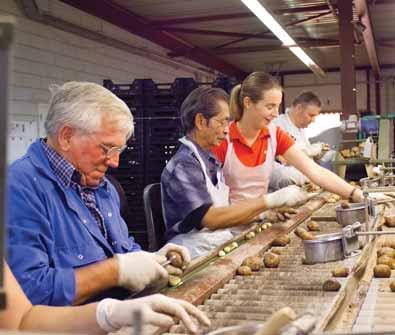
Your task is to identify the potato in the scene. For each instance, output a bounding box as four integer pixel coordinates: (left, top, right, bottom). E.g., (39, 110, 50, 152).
(305, 183, 320, 192)
(383, 241, 395, 249)
(294, 227, 316, 240)
(377, 255, 395, 269)
(271, 249, 282, 255)
(306, 220, 321, 232)
(332, 194, 341, 201)
(165, 264, 183, 276)
(374, 264, 391, 278)
(390, 280, 395, 292)
(323, 279, 341, 291)
(271, 235, 290, 247)
(332, 266, 349, 277)
(231, 242, 238, 249)
(237, 265, 252, 276)
(377, 247, 395, 259)
(242, 256, 262, 271)
(340, 201, 351, 209)
(224, 246, 231, 253)
(166, 250, 184, 268)
(168, 275, 182, 287)
(385, 215, 395, 228)
(223, 242, 238, 254)
(264, 252, 280, 268)
(277, 212, 286, 221)
(245, 231, 256, 240)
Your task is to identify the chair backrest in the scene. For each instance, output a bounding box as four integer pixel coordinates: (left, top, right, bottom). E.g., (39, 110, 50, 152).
(106, 174, 129, 222)
(143, 183, 166, 252)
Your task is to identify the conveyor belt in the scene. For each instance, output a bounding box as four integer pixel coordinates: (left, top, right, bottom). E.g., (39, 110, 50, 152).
(353, 224, 395, 333)
(163, 220, 359, 334)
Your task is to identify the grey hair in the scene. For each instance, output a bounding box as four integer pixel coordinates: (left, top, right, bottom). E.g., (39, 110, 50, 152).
(180, 86, 229, 134)
(45, 81, 134, 139)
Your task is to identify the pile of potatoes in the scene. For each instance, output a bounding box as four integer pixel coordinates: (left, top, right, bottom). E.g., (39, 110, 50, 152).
(237, 255, 263, 275)
(306, 220, 321, 232)
(265, 207, 297, 223)
(340, 143, 364, 159)
(374, 246, 395, 279)
(237, 252, 281, 275)
(322, 266, 349, 291)
(304, 182, 320, 193)
(294, 227, 316, 240)
(218, 241, 239, 257)
(325, 193, 341, 203)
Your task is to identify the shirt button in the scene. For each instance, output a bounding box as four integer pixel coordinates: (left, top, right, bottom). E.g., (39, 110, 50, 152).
(112, 241, 117, 246)
(108, 212, 112, 217)
(82, 219, 87, 224)
(33, 177, 37, 182)
(77, 254, 84, 260)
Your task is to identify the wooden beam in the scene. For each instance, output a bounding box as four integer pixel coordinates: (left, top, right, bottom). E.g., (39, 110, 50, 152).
(355, 0, 381, 78)
(150, 4, 331, 26)
(338, 0, 357, 119)
(59, 0, 246, 78)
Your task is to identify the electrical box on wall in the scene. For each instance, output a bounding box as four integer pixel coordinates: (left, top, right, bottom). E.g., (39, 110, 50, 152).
(7, 120, 38, 164)
(38, 103, 49, 138)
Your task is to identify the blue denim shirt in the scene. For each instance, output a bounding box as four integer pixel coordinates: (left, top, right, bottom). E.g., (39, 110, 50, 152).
(7, 139, 141, 306)
(161, 140, 221, 240)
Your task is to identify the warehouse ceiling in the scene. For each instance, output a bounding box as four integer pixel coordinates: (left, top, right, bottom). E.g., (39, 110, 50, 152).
(60, 0, 395, 78)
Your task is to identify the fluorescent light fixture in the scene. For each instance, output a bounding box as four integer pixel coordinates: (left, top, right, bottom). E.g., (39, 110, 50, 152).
(241, 0, 325, 76)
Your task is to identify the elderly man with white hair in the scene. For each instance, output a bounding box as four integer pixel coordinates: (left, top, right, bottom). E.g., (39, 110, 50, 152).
(6, 82, 190, 308)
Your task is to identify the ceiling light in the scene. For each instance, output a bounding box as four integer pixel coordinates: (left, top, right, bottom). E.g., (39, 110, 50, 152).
(240, 0, 325, 76)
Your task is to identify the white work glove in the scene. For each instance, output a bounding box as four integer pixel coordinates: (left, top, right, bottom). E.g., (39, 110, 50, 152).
(116, 251, 168, 292)
(372, 165, 384, 176)
(96, 294, 211, 333)
(157, 243, 191, 267)
(350, 188, 364, 203)
(306, 142, 323, 157)
(264, 185, 310, 209)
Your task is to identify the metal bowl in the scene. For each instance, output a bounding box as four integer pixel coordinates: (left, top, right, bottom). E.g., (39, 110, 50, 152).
(303, 231, 359, 264)
(335, 202, 365, 227)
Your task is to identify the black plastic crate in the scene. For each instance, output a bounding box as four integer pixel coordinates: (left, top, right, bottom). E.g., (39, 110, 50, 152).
(145, 120, 182, 142)
(145, 106, 180, 118)
(213, 76, 239, 94)
(104, 79, 143, 102)
(143, 78, 198, 108)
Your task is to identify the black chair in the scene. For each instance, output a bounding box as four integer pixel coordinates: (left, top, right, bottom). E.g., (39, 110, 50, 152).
(143, 183, 166, 252)
(106, 174, 129, 222)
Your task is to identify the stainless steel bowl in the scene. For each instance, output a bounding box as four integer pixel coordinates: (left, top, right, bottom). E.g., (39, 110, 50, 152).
(303, 231, 359, 264)
(335, 202, 365, 227)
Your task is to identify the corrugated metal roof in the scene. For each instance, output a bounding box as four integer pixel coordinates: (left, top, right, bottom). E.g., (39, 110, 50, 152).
(96, 0, 395, 75)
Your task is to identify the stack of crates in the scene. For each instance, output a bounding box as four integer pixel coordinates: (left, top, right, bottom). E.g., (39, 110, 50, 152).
(103, 78, 199, 248)
(104, 77, 239, 248)
(143, 78, 198, 184)
(104, 79, 147, 246)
